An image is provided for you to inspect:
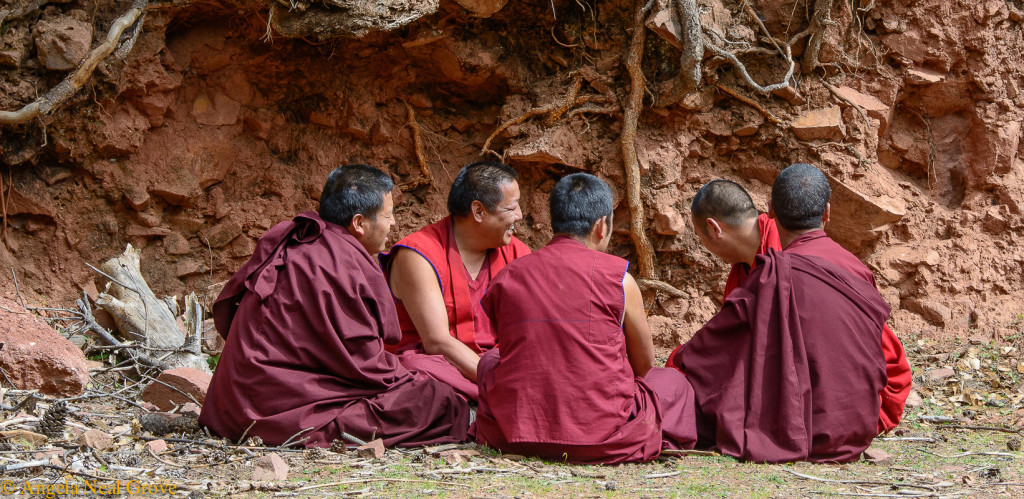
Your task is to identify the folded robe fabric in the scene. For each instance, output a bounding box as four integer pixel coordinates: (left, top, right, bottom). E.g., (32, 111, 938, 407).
(674, 249, 889, 463)
(200, 212, 469, 448)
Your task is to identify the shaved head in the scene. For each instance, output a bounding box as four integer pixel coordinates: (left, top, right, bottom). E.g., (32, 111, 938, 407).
(771, 163, 831, 231)
(691, 180, 758, 230)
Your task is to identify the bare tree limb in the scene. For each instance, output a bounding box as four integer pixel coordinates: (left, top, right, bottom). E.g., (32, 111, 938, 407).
(0, 0, 148, 125)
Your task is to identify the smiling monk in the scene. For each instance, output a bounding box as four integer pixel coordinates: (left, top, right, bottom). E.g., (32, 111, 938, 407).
(382, 161, 531, 401)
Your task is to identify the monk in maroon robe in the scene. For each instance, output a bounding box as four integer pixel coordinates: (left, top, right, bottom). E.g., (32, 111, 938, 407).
(200, 165, 469, 448)
(382, 161, 530, 401)
(672, 164, 891, 462)
(673, 178, 911, 434)
(472, 174, 697, 464)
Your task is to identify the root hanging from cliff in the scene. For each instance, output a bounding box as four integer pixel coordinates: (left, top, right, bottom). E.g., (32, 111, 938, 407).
(802, 0, 836, 74)
(481, 77, 616, 159)
(0, 0, 148, 126)
(398, 101, 434, 191)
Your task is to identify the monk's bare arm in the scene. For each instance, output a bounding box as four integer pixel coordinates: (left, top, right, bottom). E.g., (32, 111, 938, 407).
(622, 272, 656, 377)
(388, 248, 481, 381)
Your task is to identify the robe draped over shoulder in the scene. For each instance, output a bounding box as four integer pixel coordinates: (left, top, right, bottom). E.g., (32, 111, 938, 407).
(672, 249, 889, 463)
(200, 212, 469, 448)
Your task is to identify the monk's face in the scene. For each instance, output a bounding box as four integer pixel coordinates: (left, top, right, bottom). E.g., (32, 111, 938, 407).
(360, 192, 396, 254)
(481, 180, 523, 247)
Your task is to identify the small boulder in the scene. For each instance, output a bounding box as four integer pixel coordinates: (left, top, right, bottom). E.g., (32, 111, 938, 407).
(34, 16, 93, 71)
(357, 439, 386, 459)
(251, 453, 289, 481)
(0, 430, 48, 447)
(907, 67, 945, 85)
(139, 367, 211, 411)
(146, 439, 168, 454)
(862, 447, 892, 465)
(454, 0, 509, 17)
(905, 389, 924, 408)
(79, 429, 114, 451)
(0, 298, 89, 397)
(790, 106, 844, 141)
(833, 86, 892, 135)
(926, 367, 956, 382)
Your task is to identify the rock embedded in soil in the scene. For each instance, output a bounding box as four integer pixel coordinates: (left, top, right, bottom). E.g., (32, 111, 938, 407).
(862, 447, 892, 465)
(33, 16, 93, 71)
(0, 430, 48, 447)
(790, 106, 845, 141)
(0, 298, 89, 397)
(79, 429, 114, 451)
(357, 439, 386, 459)
(139, 367, 211, 411)
(926, 367, 956, 382)
(251, 453, 289, 481)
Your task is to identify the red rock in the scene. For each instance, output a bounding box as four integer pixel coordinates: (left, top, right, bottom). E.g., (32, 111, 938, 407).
(357, 439, 386, 459)
(907, 68, 945, 85)
(251, 453, 289, 481)
(833, 86, 892, 135)
(437, 449, 480, 464)
(126, 225, 172, 237)
(179, 402, 202, 418)
(164, 232, 191, 255)
(453, 0, 508, 17)
(790, 106, 844, 141)
(0, 298, 89, 397)
(863, 447, 892, 465)
(34, 16, 93, 71)
(0, 430, 48, 447)
(139, 367, 212, 411)
(653, 207, 687, 236)
(79, 429, 114, 451)
(206, 220, 243, 249)
(192, 92, 241, 126)
(905, 389, 924, 408)
(646, 2, 683, 50)
(146, 439, 168, 454)
(926, 367, 956, 382)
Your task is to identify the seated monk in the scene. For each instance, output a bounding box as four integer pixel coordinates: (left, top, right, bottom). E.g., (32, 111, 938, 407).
(199, 164, 470, 448)
(471, 173, 698, 464)
(381, 161, 530, 401)
(671, 164, 893, 463)
(673, 178, 911, 434)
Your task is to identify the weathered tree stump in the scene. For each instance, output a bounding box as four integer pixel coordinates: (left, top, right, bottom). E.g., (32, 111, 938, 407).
(94, 245, 209, 373)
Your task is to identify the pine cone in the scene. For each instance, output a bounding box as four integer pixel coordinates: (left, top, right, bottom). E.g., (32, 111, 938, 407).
(38, 400, 69, 438)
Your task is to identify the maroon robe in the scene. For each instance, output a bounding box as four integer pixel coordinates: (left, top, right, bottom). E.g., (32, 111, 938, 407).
(671, 248, 889, 463)
(471, 237, 697, 464)
(380, 216, 531, 400)
(784, 231, 912, 433)
(200, 212, 469, 448)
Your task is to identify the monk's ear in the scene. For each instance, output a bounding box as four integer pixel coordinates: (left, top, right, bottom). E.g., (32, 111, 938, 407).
(348, 213, 367, 237)
(592, 216, 608, 241)
(822, 202, 831, 224)
(706, 218, 724, 239)
(470, 200, 486, 222)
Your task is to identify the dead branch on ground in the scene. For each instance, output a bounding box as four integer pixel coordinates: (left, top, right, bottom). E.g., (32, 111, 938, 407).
(398, 101, 435, 191)
(0, 0, 148, 125)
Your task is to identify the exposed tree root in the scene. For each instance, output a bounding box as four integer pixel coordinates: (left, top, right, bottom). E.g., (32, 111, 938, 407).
(637, 279, 689, 298)
(704, 39, 795, 94)
(622, 0, 658, 281)
(398, 101, 434, 191)
(0, 0, 148, 126)
(714, 83, 784, 124)
(673, 0, 704, 94)
(802, 0, 836, 74)
(481, 81, 614, 158)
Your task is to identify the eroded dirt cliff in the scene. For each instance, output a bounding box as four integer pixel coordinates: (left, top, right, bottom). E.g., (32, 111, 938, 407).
(0, 0, 1022, 345)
